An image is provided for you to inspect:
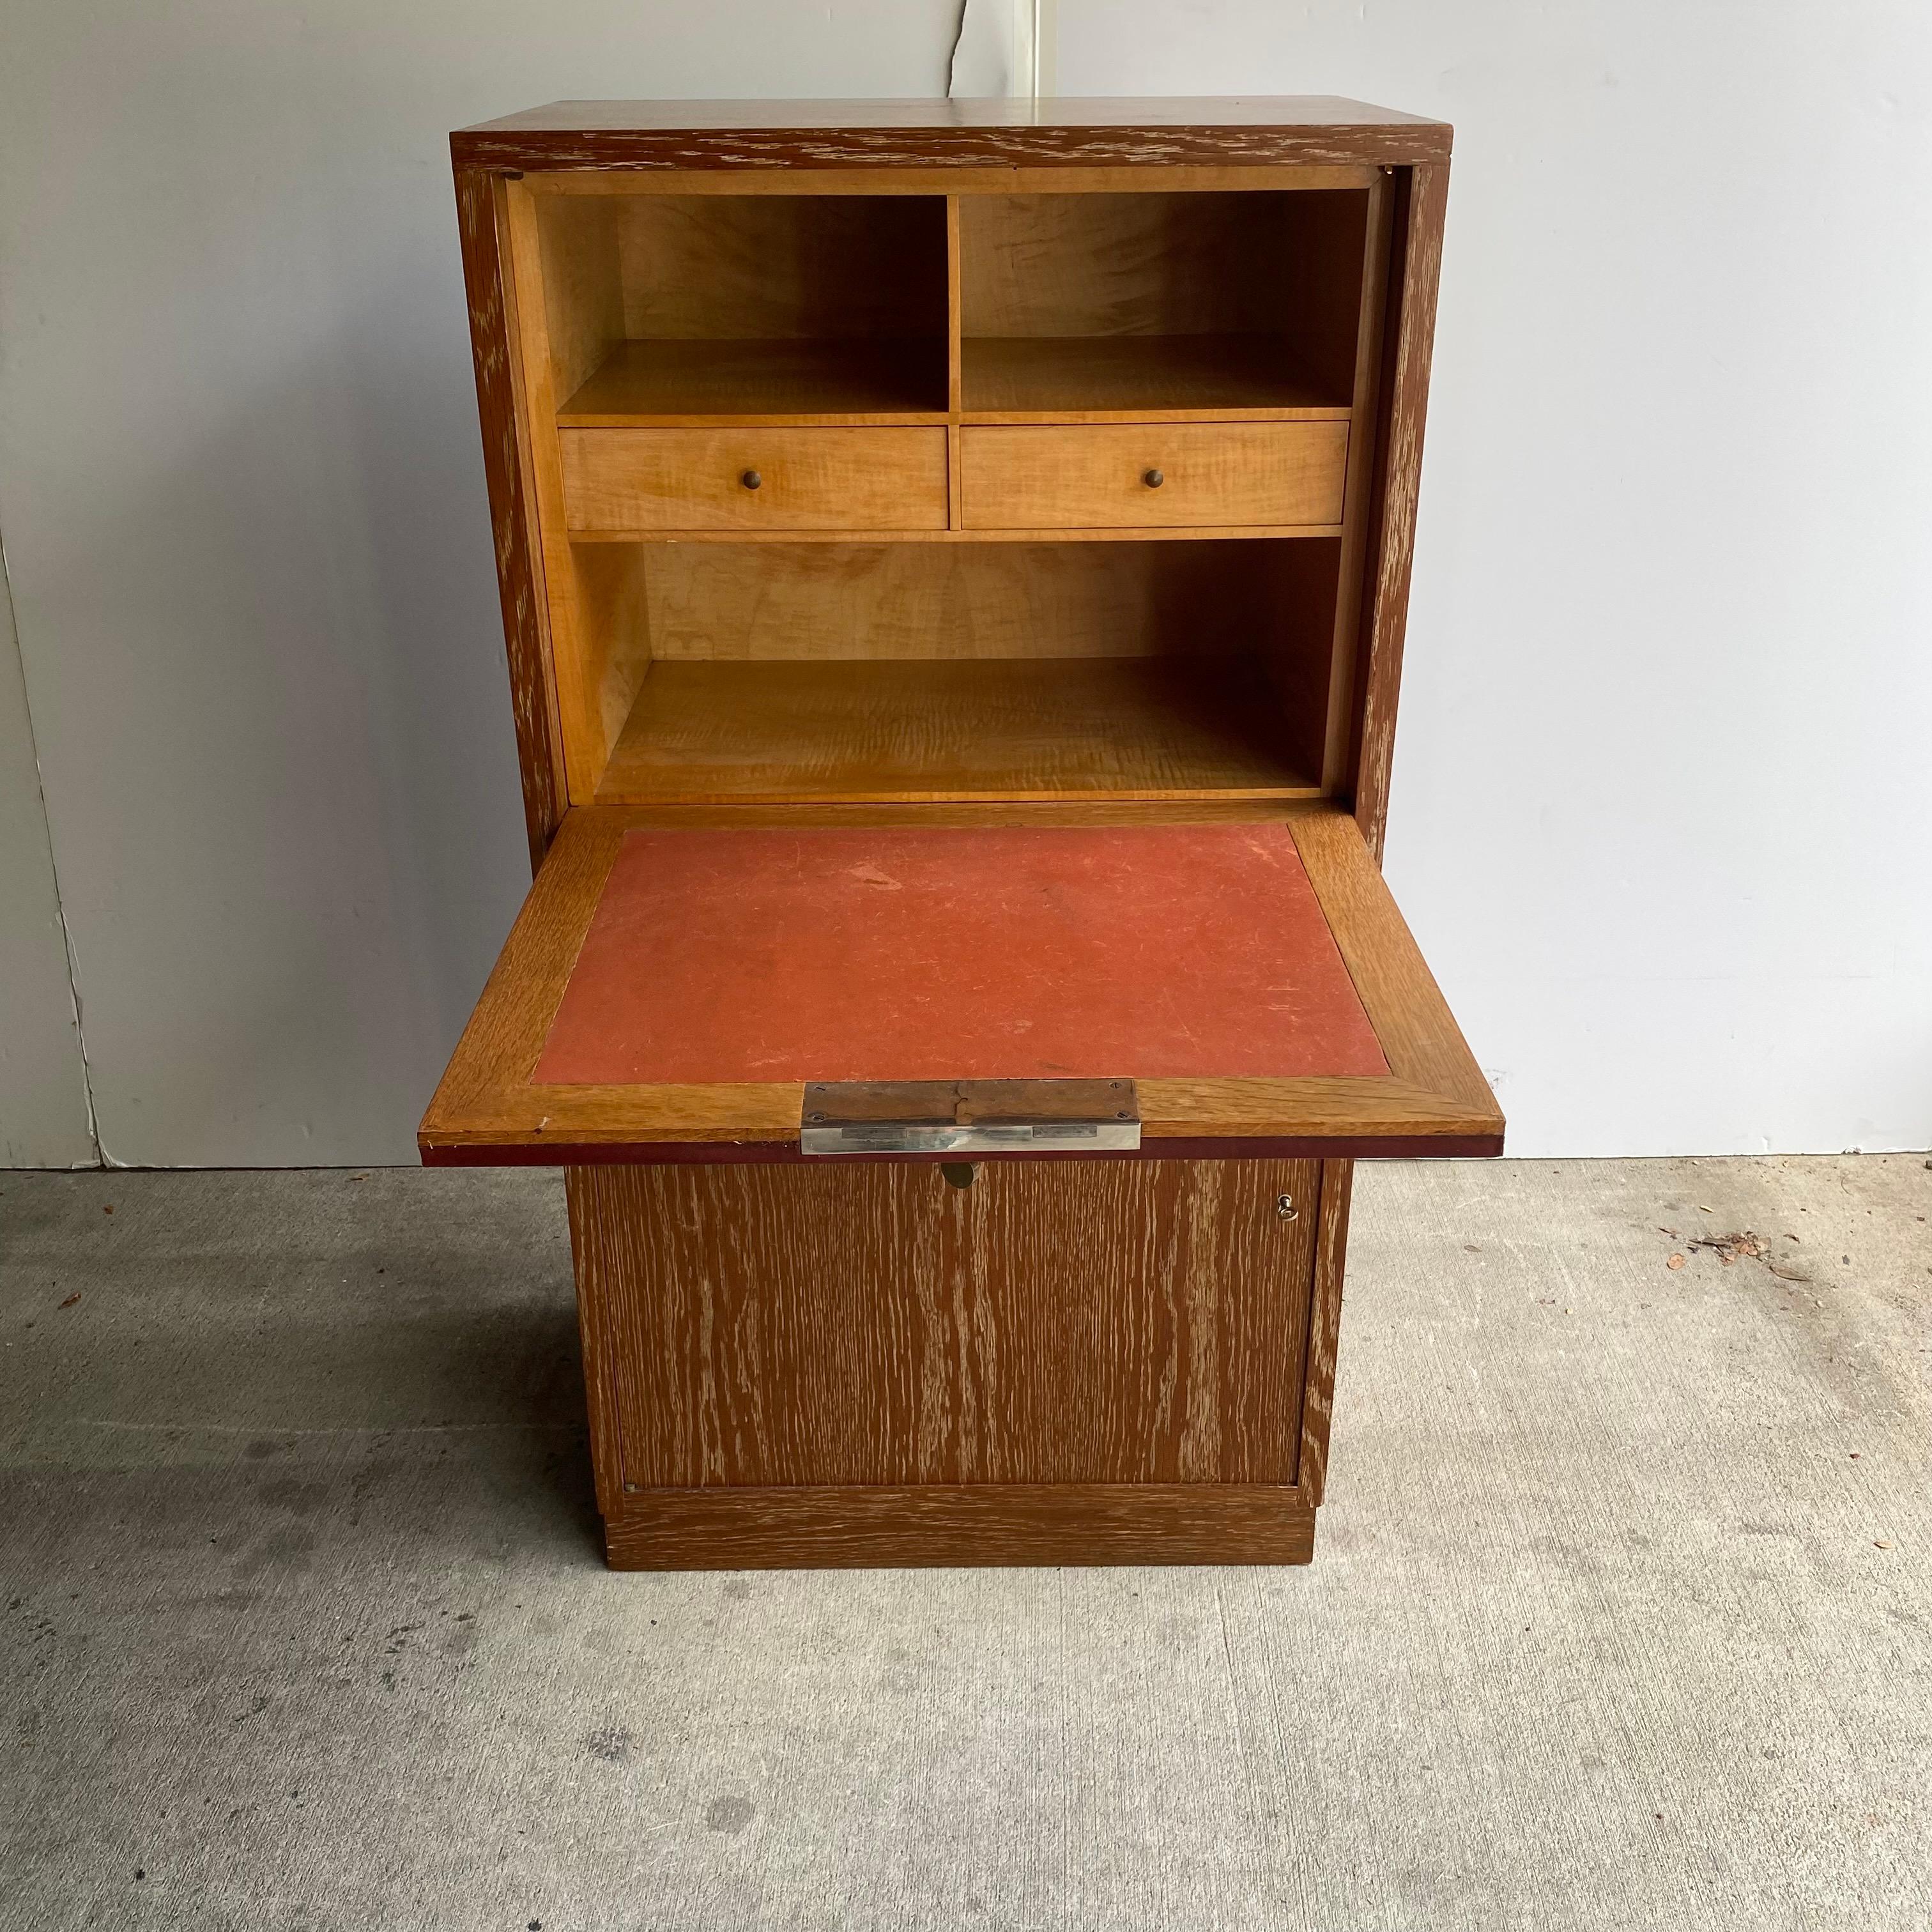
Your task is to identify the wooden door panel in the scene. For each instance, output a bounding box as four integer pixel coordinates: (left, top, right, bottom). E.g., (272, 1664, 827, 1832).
(570, 1156, 1319, 1489)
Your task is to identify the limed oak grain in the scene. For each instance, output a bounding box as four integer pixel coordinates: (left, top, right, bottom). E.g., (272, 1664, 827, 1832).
(571, 1156, 1320, 1488)
(601, 1483, 1317, 1569)
(452, 98, 1452, 174)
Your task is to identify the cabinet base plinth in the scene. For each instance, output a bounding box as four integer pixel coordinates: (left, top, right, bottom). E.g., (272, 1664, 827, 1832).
(602, 1483, 1317, 1570)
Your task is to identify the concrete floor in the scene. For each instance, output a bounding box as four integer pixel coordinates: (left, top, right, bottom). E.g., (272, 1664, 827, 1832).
(1, 1156, 1928, 1931)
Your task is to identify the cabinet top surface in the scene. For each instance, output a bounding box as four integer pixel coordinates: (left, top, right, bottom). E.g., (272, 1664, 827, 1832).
(452, 96, 1450, 169)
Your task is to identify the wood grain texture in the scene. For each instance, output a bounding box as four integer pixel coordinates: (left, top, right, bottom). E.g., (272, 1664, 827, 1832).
(526, 164, 1380, 199)
(611, 192, 947, 340)
(1296, 1157, 1354, 1503)
(453, 165, 567, 866)
(632, 539, 1332, 664)
(470, 1128, 1497, 1167)
(1319, 172, 1395, 792)
(1247, 537, 1342, 786)
(564, 1165, 626, 1519)
(567, 542, 654, 769)
(533, 192, 623, 399)
(601, 1483, 1316, 1568)
(560, 425, 948, 532)
(422, 1073, 1495, 1162)
(962, 192, 1319, 339)
(419, 806, 624, 1128)
(570, 1157, 1318, 1487)
(592, 657, 1322, 804)
(1285, 808, 1498, 1126)
(958, 190, 1368, 407)
(567, 522, 1346, 547)
(556, 339, 946, 424)
(501, 181, 616, 800)
(1351, 162, 1449, 859)
(960, 422, 1348, 531)
(437, 109, 1473, 1579)
(451, 98, 1452, 173)
(958, 335, 1349, 420)
(417, 804, 1501, 1163)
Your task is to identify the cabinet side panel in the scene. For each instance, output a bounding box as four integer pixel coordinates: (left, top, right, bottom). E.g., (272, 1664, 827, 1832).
(454, 164, 567, 867)
(565, 1165, 629, 1517)
(1321, 173, 1394, 792)
(502, 185, 627, 800)
(1296, 1156, 1354, 1503)
(1350, 162, 1448, 861)
(589, 1159, 1317, 1489)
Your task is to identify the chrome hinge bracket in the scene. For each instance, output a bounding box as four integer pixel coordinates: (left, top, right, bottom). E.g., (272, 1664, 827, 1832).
(801, 1078, 1140, 1156)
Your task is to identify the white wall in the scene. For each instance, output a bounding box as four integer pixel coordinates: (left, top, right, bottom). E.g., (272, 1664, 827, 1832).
(0, 557, 93, 1165)
(0, 1, 1927, 1163)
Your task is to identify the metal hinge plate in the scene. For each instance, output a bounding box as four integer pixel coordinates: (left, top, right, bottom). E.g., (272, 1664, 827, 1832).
(801, 1078, 1141, 1156)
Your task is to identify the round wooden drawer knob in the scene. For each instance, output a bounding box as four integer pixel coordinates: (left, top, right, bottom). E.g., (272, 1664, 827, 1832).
(1142, 468, 1165, 488)
(740, 469, 763, 490)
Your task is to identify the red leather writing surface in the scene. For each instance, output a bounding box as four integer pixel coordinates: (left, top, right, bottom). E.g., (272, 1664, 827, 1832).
(535, 824, 1388, 1085)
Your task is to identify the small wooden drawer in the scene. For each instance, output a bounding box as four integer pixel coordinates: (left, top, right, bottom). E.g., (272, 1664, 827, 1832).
(560, 426, 949, 533)
(960, 422, 1350, 531)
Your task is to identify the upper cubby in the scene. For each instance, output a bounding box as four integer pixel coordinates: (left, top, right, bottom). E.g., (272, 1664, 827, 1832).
(957, 190, 1370, 420)
(531, 193, 951, 423)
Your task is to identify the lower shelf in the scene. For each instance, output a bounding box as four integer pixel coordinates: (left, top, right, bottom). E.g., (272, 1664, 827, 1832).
(593, 656, 1322, 804)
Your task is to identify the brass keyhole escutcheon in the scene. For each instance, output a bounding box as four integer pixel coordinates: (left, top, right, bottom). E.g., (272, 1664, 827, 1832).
(1275, 1193, 1298, 1221)
(940, 1162, 977, 1190)
(1142, 468, 1165, 489)
(740, 469, 763, 490)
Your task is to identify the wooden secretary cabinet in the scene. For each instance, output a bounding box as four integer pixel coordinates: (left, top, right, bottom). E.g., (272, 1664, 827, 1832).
(422, 99, 1501, 1568)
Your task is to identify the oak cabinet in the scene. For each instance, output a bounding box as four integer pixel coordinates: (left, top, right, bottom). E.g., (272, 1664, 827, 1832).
(424, 98, 1498, 1568)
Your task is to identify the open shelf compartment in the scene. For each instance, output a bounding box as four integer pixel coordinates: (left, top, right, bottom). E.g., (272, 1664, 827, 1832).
(532, 193, 951, 424)
(571, 539, 1345, 805)
(958, 190, 1371, 420)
